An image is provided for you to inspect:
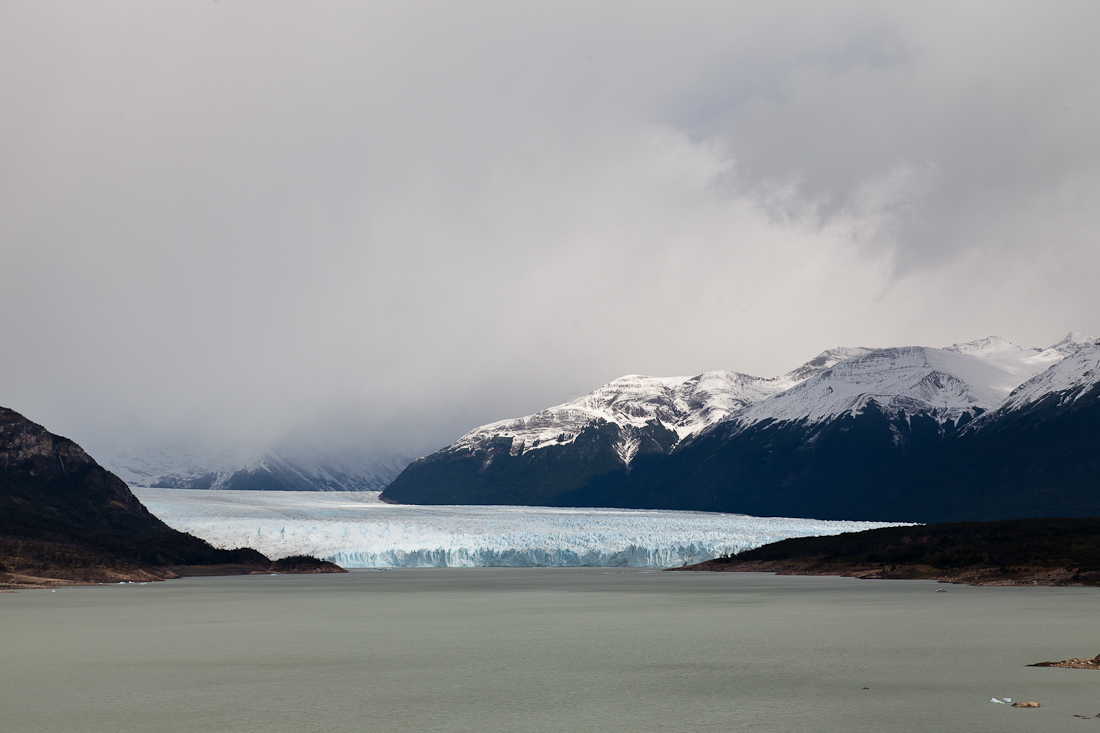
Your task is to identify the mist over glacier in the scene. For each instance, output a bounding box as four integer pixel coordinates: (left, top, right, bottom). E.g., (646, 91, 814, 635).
(134, 488, 897, 568)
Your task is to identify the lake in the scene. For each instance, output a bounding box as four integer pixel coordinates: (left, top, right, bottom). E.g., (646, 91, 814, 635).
(2, 569, 1097, 732)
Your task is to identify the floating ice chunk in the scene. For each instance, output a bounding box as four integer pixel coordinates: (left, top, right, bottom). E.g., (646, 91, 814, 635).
(991, 698, 1006, 704)
(1003, 698, 1011, 703)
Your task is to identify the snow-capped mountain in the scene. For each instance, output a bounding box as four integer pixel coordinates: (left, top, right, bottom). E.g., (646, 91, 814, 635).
(382, 332, 1099, 522)
(732, 341, 1060, 429)
(943, 332, 1083, 367)
(859, 335, 1100, 522)
(108, 443, 410, 492)
(381, 347, 874, 506)
(448, 346, 872, 458)
(995, 338, 1100, 413)
(413, 335, 1080, 470)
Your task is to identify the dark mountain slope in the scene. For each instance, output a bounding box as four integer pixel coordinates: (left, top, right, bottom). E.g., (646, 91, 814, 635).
(850, 381, 1100, 522)
(554, 405, 972, 519)
(0, 406, 339, 582)
(569, 381, 1100, 523)
(382, 420, 675, 506)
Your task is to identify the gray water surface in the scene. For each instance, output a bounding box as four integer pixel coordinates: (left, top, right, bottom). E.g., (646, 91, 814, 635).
(3, 569, 1098, 732)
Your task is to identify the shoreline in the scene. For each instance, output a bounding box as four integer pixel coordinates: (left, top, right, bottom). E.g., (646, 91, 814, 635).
(9, 560, 1097, 591)
(668, 517, 1100, 587)
(669, 558, 1100, 587)
(2, 559, 346, 591)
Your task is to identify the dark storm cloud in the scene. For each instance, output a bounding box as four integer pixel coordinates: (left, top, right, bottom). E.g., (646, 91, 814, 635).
(1, 1, 1098, 459)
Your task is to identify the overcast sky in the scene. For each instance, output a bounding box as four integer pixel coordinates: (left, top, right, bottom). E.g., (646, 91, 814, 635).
(2, 1, 1099, 460)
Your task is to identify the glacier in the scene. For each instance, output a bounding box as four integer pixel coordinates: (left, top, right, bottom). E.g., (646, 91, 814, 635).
(133, 488, 899, 568)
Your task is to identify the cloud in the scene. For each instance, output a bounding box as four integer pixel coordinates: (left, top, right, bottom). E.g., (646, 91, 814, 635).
(1, 1, 1098, 458)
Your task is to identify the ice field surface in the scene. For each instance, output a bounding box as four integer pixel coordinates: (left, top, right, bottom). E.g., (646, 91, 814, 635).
(134, 488, 898, 568)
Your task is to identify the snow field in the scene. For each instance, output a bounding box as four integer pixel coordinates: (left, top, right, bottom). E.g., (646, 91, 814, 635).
(133, 488, 900, 568)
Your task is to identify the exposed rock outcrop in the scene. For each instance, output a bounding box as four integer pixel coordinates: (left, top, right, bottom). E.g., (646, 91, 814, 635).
(1029, 654, 1100, 669)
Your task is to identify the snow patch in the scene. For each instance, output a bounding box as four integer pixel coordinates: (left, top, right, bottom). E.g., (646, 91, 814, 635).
(613, 427, 641, 473)
(444, 347, 874, 457)
(735, 346, 1031, 427)
(998, 341, 1100, 412)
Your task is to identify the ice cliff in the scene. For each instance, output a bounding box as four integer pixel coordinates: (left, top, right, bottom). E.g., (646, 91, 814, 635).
(133, 488, 897, 568)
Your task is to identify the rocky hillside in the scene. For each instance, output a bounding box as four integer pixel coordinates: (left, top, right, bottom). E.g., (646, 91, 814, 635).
(0, 407, 341, 585)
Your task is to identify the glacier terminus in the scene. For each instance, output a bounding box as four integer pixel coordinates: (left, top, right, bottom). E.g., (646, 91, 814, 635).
(133, 488, 898, 568)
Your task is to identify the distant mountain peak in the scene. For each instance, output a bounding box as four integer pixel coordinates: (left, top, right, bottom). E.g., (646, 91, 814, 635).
(1053, 331, 1094, 349)
(776, 346, 874, 384)
(107, 442, 410, 492)
(944, 335, 1017, 356)
(998, 341, 1100, 413)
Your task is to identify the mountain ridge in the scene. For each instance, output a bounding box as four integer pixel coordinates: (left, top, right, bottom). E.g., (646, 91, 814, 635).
(445, 346, 874, 461)
(382, 332, 1100, 521)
